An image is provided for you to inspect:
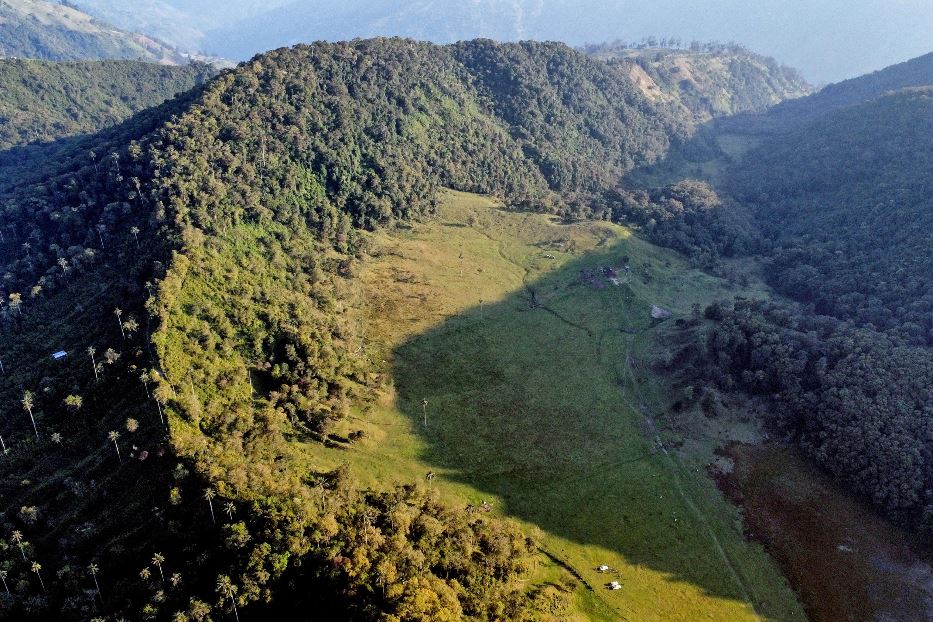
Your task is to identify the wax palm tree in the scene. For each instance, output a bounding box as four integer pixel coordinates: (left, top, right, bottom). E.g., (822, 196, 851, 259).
(224, 502, 236, 521)
(0, 569, 9, 595)
(114, 308, 125, 339)
(21, 391, 37, 439)
(88, 563, 101, 600)
(108, 431, 122, 463)
(152, 553, 165, 582)
(204, 489, 216, 524)
(137, 370, 149, 399)
(130, 226, 140, 248)
(31, 561, 44, 592)
(11, 530, 27, 561)
(88, 347, 99, 381)
(139, 567, 151, 582)
(216, 575, 240, 622)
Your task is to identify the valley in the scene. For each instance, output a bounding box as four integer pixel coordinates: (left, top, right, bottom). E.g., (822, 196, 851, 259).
(0, 27, 930, 620)
(321, 190, 802, 620)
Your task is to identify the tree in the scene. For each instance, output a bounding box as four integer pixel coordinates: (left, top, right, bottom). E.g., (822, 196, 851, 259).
(31, 561, 44, 592)
(115, 308, 125, 339)
(11, 530, 27, 561)
(64, 394, 83, 416)
(422, 398, 428, 427)
(21, 390, 38, 439)
(88, 563, 101, 600)
(0, 569, 9, 595)
(224, 502, 235, 521)
(88, 347, 99, 381)
(216, 575, 240, 622)
(8, 293, 22, 316)
(108, 430, 122, 463)
(139, 567, 151, 582)
(152, 553, 165, 582)
(140, 370, 151, 398)
(204, 489, 216, 524)
(130, 226, 140, 248)
(123, 316, 139, 336)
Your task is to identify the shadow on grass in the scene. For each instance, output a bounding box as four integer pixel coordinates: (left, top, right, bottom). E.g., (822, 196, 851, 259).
(389, 238, 774, 616)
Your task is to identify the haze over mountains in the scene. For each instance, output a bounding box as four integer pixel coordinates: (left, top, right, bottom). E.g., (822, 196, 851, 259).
(72, 0, 933, 83)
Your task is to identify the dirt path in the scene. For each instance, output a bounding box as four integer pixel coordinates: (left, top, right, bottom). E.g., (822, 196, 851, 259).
(623, 349, 763, 620)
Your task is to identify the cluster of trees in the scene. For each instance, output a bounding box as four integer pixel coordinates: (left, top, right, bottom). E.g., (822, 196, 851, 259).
(695, 300, 933, 531)
(578, 180, 759, 264)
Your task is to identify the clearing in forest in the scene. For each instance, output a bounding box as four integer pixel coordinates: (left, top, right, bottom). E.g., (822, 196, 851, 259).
(309, 190, 804, 621)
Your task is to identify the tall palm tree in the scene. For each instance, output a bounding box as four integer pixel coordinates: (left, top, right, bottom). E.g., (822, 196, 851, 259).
(151, 553, 165, 582)
(114, 308, 125, 339)
(96, 224, 106, 249)
(88, 563, 101, 600)
(0, 569, 9, 595)
(31, 561, 44, 592)
(140, 370, 151, 398)
(204, 489, 216, 524)
(21, 391, 37, 439)
(216, 575, 240, 622)
(130, 226, 140, 248)
(139, 567, 151, 582)
(88, 347, 99, 381)
(224, 502, 236, 521)
(108, 431, 122, 463)
(11, 530, 27, 560)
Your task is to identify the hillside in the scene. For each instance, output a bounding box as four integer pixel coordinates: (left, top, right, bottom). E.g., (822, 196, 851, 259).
(0, 38, 804, 620)
(0, 58, 214, 150)
(585, 43, 812, 121)
(0, 0, 187, 62)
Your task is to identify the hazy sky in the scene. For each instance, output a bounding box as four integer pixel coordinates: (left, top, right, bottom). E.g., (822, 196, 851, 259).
(587, 0, 933, 83)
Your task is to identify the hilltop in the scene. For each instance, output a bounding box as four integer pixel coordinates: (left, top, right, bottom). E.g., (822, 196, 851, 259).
(585, 42, 812, 120)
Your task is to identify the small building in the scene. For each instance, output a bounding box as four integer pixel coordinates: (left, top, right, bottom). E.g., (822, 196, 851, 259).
(51, 351, 68, 360)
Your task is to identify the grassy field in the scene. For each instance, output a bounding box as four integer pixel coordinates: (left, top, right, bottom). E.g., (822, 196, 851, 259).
(303, 190, 804, 620)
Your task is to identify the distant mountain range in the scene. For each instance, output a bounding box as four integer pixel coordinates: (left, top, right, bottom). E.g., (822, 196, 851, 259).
(0, 0, 228, 64)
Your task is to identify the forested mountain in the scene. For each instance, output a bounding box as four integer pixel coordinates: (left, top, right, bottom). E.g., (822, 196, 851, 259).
(0, 38, 780, 620)
(0, 59, 214, 150)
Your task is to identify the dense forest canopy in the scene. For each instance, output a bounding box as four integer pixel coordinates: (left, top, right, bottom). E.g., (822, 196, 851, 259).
(728, 88, 933, 347)
(0, 58, 215, 150)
